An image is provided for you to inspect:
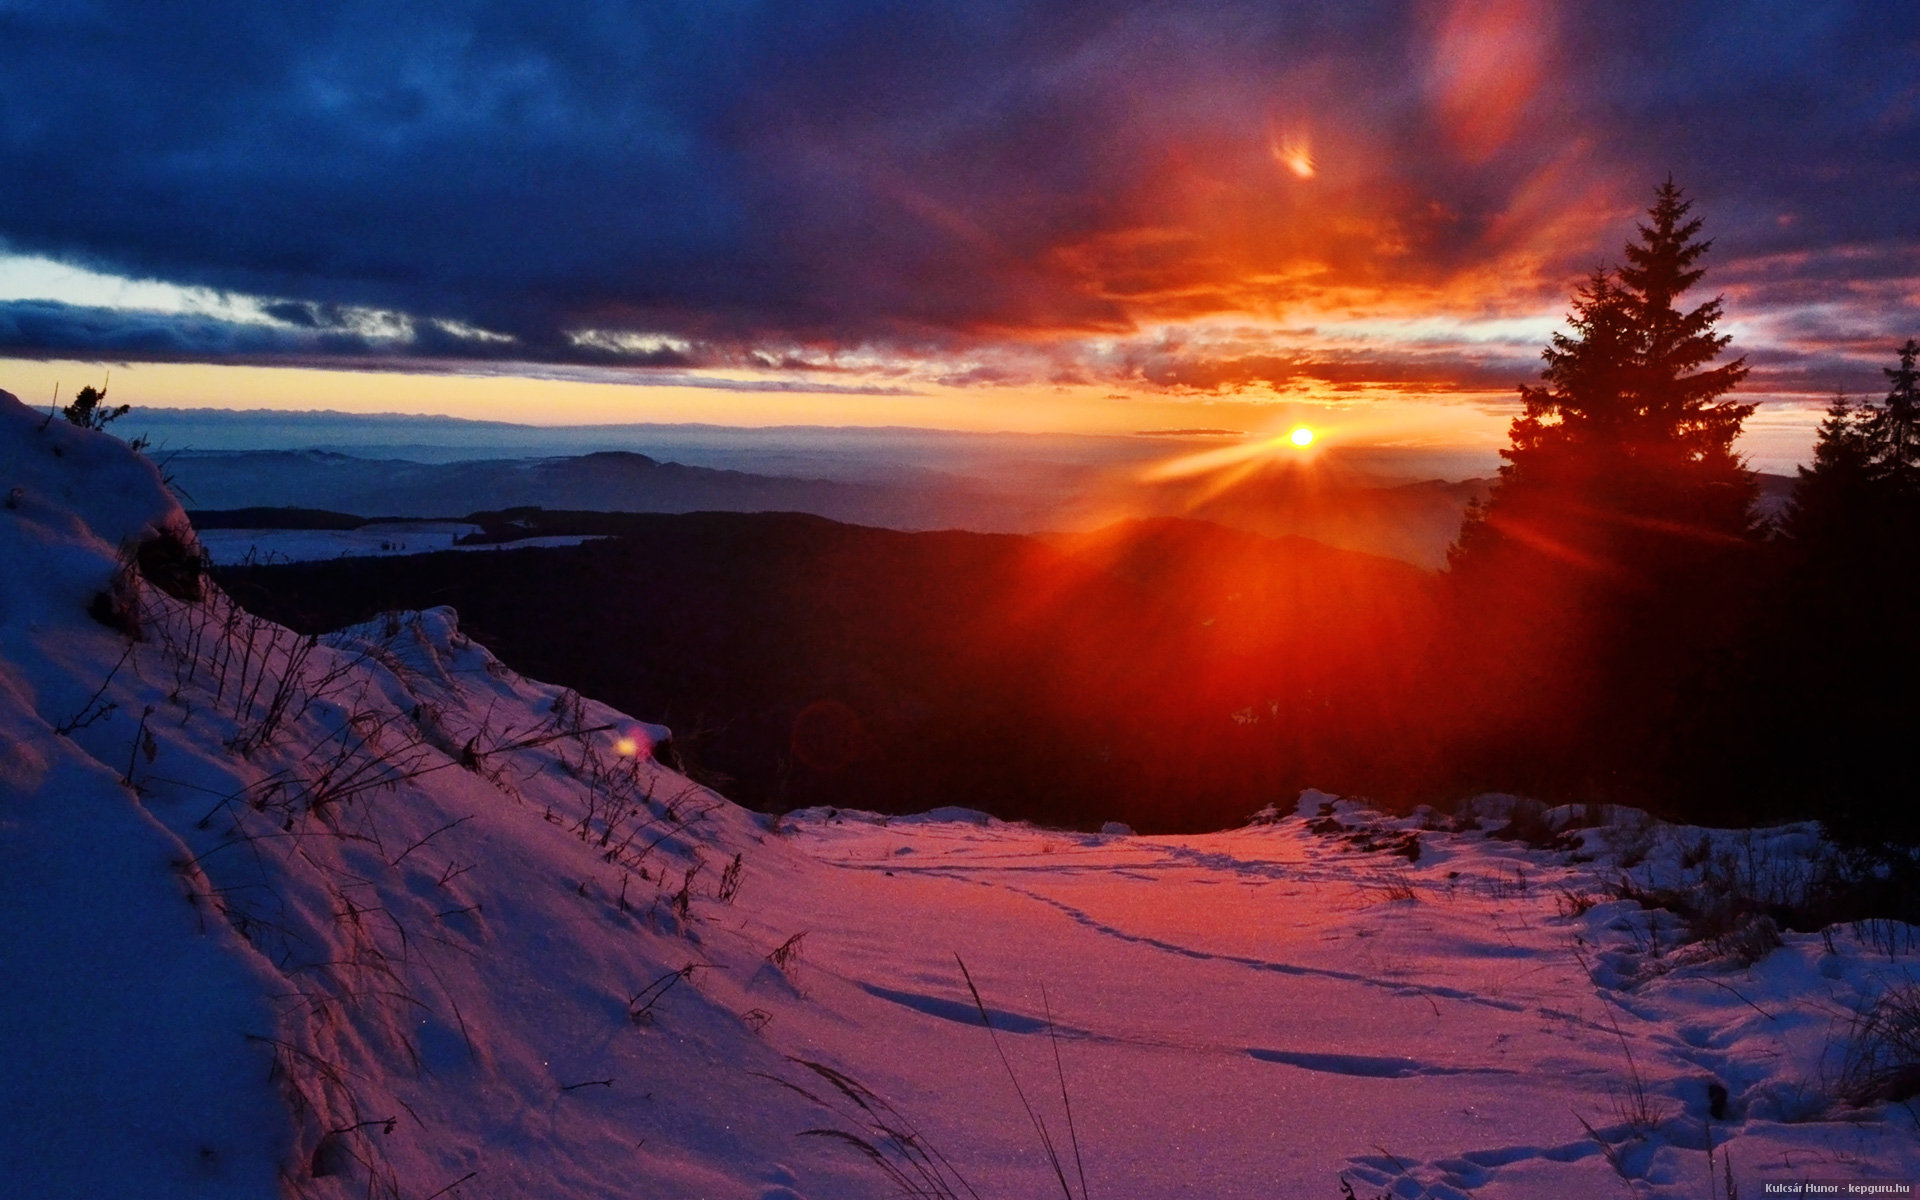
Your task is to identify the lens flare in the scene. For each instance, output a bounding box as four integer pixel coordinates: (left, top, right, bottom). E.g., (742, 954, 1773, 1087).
(1268, 129, 1317, 179)
(1290, 427, 1315, 447)
(613, 726, 653, 758)
(1279, 140, 1315, 179)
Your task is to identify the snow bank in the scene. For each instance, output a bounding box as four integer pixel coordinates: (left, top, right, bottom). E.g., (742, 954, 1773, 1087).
(0, 390, 881, 1199)
(1, 392, 288, 1196)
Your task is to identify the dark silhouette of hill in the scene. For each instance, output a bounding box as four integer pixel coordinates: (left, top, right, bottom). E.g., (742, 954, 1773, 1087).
(215, 512, 1435, 832)
(168, 449, 1032, 530)
(188, 506, 374, 530)
(1123, 458, 1492, 569)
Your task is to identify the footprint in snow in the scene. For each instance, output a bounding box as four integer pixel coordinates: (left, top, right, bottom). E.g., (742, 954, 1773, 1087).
(1347, 1137, 1600, 1198)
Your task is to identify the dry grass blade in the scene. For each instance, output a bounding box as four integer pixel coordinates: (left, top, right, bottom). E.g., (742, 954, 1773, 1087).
(770, 1059, 981, 1200)
(1041, 983, 1089, 1200)
(1574, 1112, 1640, 1198)
(768, 931, 807, 974)
(1598, 1000, 1665, 1134)
(955, 955, 1083, 1200)
(627, 963, 701, 1024)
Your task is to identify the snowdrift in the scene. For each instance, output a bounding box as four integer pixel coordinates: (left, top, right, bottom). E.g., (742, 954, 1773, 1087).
(0, 391, 885, 1199)
(4, 389, 1919, 1199)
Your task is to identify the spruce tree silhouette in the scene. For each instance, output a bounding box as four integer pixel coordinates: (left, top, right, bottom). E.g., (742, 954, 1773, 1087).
(1440, 181, 1757, 803)
(1781, 394, 1879, 552)
(1766, 340, 1920, 847)
(1867, 338, 1920, 481)
(1785, 339, 1920, 558)
(1453, 181, 1753, 573)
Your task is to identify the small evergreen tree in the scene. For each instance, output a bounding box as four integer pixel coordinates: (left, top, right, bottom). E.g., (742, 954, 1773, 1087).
(61, 382, 129, 431)
(1866, 337, 1920, 485)
(1783, 340, 1920, 547)
(1780, 393, 1876, 548)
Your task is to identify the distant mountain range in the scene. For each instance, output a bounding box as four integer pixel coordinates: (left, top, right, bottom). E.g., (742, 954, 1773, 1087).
(168, 441, 1800, 570)
(168, 447, 1030, 530)
(172, 446, 1508, 567)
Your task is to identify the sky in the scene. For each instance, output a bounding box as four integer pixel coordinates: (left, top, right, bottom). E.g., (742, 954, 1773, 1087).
(1, 1, 1917, 468)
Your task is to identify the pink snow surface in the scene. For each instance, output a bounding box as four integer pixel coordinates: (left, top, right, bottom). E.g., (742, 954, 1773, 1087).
(2, 387, 1917, 1199)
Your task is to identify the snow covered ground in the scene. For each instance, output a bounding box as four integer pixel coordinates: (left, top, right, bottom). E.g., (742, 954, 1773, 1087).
(4, 389, 1918, 1199)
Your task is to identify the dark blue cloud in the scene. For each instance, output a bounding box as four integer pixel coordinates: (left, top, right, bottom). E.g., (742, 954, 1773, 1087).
(0, 299, 390, 358)
(0, 1, 1914, 370)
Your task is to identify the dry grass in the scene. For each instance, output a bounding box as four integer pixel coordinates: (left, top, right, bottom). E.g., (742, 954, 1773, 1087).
(1837, 982, 1920, 1108)
(768, 931, 808, 976)
(956, 957, 1088, 1200)
(1361, 870, 1419, 903)
(1556, 887, 1602, 918)
(766, 959, 1090, 1200)
(78, 566, 730, 1195)
(759, 1059, 982, 1200)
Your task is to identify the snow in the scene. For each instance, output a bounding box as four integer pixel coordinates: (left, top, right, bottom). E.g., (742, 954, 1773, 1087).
(3, 387, 1919, 1198)
(194, 525, 605, 565)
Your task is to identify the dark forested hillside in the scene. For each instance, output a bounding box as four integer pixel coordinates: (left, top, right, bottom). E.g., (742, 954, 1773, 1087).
(216, 512, 1435, 832)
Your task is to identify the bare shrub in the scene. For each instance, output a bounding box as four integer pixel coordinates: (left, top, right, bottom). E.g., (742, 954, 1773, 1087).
(1708, 913, 1783, 968)
(134, 525, 207, 601)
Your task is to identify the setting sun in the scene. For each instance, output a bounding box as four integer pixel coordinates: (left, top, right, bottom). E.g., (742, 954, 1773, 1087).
(1290, 426, 1315, 447)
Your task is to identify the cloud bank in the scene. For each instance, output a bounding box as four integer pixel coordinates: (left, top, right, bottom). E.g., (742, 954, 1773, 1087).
(1, 1, 1915, 398)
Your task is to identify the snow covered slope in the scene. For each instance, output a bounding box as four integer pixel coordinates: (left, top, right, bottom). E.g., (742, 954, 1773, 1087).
(4, 389, 1918, 1199)
(0, 391, 887, 1199)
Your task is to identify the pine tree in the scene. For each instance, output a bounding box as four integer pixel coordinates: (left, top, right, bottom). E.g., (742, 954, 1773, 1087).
(1784, 339, 1920, 546)
(1771, 342, 1920, 847)
(1454, 180, 1755, 579)
(1866, 337, 1920, 484)
(1618, 180, 1753, 455)
(1514, 270, 1640, 450)
(1440, 181, 1759, 803)
(1780, 393, 1875, 548)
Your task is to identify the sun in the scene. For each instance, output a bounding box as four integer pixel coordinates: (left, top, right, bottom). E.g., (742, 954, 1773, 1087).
(1289, 426, 1315, 447)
